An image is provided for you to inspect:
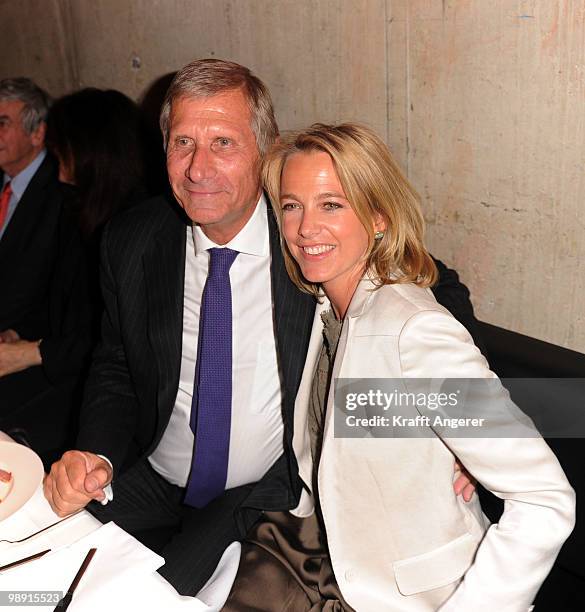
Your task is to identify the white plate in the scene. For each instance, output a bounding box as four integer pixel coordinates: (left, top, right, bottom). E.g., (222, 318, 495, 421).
(0, 441, 43, 522)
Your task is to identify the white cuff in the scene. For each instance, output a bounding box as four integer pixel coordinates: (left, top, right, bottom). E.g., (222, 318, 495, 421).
(96, 455, 114, 505)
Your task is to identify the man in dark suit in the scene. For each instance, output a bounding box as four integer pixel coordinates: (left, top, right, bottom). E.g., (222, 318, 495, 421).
(0, 78, 53, 350)
(44, 59, 479, 596)
(0, 78, 85, 454)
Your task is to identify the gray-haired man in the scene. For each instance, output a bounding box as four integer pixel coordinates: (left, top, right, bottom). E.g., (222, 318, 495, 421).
(0, 78, 77, 448)
(0, 77, 51, 312)
(44, 59, 479, 597)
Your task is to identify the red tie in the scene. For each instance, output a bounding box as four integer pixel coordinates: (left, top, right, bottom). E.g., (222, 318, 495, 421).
(0, 181, 13, 231)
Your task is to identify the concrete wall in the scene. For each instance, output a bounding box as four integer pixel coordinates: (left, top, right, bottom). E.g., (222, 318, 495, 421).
(1, 0, 583, 352)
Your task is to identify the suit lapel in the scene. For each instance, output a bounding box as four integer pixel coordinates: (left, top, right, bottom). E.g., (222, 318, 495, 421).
(238, 205, 316, 511)
(292, 299, 330, 491)
(0, 156, 53, 261)
(143, 208, 186, 430)
(267, 205, 316, 426)
(294, 280, 374, 488)
(322, 279, 373, 442)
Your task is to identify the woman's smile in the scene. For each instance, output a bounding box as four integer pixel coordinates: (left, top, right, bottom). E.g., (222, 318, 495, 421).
(279, 151, 371, 316)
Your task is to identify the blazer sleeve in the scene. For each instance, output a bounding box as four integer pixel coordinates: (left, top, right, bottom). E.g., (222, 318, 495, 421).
(398, 310, 576, 612)
(75, 223, 140, 475)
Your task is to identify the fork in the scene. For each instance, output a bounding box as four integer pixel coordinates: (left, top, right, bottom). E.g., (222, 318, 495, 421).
(0, 510, 83, 544)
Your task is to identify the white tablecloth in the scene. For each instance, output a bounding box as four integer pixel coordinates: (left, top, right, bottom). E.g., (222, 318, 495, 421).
(0, 435, 239, 611)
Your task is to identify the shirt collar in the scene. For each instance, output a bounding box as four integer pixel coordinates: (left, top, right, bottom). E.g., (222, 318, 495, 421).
(192, 193, 269, 257)
(3, 149, 47, 200)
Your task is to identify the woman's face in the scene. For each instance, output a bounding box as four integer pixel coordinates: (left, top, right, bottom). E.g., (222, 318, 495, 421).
(280, 151, 371, 308)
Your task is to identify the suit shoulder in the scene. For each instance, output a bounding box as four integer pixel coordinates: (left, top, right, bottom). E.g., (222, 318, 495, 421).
(103, 194, 186, 253)
(23, 155, 64, 208)
(375, 281, 450, 316)
(358, 282, 452, 336)
(107, 194, 178, 231)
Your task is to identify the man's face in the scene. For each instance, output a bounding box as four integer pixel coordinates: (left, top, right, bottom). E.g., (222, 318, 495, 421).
(0, 99, 44, 177)
(166, 89, 262, 244)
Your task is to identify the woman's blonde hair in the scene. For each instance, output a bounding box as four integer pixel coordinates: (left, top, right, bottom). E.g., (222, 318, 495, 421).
(262, 122, 438, 296)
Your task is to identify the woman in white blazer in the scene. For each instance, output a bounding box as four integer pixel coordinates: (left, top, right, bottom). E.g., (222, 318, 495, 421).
(258, 123, 575, 611)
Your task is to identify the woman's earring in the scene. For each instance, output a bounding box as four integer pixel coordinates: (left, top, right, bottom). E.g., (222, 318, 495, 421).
(374, 231, 384, 240)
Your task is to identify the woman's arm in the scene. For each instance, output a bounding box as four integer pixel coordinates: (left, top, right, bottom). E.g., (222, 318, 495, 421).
(399, 310, 576, 612)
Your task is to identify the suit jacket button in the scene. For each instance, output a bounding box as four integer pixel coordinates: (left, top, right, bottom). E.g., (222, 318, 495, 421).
(344, 568, 355, 583)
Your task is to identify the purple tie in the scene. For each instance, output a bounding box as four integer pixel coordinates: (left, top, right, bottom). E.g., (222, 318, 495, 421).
(184, 247, 239, 508)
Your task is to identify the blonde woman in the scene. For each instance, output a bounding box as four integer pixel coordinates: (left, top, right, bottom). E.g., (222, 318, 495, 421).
(225, 123, 575, 611)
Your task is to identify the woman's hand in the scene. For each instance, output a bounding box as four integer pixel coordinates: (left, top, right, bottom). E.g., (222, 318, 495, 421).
(0, 339, 42, 377)
(453, 459, 476, 502)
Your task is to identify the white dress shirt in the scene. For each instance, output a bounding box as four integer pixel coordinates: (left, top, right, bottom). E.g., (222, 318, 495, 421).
(148, 195, 284, 490)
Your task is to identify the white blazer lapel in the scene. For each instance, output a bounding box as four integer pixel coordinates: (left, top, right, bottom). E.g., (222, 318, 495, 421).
(292, 298, 330, 493)
(322, 279, 373, 441)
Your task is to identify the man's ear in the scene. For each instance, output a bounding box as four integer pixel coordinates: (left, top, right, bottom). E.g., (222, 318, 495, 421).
(30, 121, 46, 148)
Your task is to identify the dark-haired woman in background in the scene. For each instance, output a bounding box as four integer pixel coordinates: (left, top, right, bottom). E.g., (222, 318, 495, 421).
(0, 88, 164, 461)
(47, 88, 165, 243)
(43, 87, 165, 371)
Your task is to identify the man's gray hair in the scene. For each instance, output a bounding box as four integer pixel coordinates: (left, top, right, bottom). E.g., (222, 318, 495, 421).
(160, 59, 278, 155)
(0, 78, 51, 134)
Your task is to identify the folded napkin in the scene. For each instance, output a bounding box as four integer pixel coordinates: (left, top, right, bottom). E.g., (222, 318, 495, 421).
(0, 483, 96, 553)
(0, 521, 240, 611)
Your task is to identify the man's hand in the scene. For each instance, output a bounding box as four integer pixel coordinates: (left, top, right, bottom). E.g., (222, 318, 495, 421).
(0, 339, 42, 377)
(0, 329, 20, 343)
(43, 451, 113, 517)
(453, 459, 476, 502)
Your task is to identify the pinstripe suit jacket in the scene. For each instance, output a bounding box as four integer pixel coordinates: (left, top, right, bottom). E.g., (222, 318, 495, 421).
(77, 194, 316, 515)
